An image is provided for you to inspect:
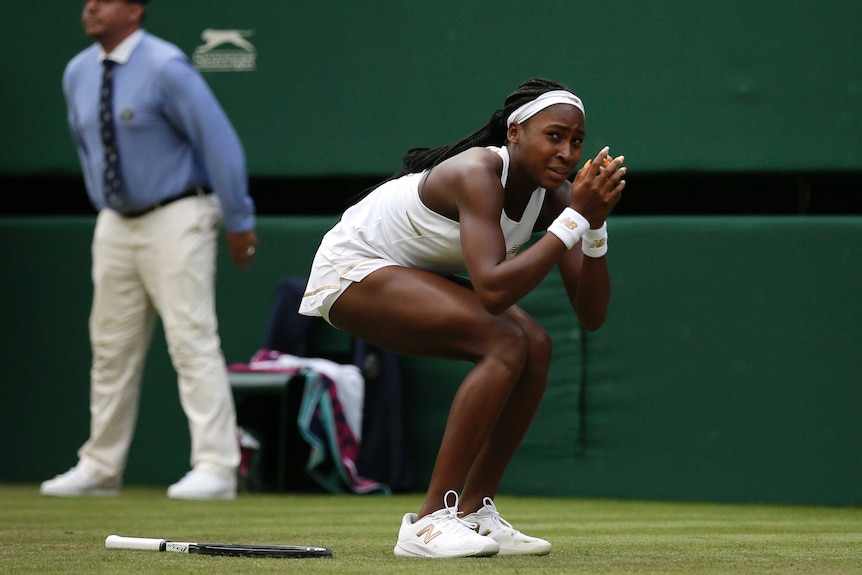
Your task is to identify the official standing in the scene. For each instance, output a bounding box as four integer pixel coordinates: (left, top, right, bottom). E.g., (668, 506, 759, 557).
(41, 0, 258, 500)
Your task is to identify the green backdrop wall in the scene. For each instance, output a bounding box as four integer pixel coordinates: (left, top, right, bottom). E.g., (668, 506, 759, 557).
(2, 0, 860, 177)
(1, 216, 859, 506)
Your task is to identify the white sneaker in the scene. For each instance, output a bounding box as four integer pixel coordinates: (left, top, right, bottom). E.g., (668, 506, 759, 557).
(40, 467, 120, 497)
(463, 497, 551, 556)
(167, 469, 236, 500)
(394, 490, 499, 558)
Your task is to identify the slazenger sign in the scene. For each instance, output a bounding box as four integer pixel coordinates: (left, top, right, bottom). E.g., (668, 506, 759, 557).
(193, 29, 256, 72)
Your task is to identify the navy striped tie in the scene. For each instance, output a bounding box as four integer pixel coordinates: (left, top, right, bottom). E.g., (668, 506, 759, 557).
(100, 60, 123, 196)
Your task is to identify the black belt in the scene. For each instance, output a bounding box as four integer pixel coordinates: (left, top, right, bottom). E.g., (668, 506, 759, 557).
(120, 186, 212, 218)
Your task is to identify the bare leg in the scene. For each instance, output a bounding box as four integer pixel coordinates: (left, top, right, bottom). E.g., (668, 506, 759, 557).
(329, 267, 549, 518)
(459, 306, 551, 514)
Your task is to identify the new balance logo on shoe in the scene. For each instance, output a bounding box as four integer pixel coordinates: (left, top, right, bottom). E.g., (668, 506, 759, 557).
(473, 525, 492, 537)
(394, 491, 500, 558)
(416, 524, 442, 544)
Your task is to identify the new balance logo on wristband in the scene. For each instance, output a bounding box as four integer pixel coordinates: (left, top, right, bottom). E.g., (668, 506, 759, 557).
(562, 216, 579, 230)
(548, 208, 589, 249)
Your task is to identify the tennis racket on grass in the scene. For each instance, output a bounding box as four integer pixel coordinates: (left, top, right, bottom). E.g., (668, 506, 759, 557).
(105, 535, 332, 558)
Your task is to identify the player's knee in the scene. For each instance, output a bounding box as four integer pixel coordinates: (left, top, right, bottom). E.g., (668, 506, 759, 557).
(513, 322, 551, 391)
(528, 326, 553, 373)
(489, 319, 531, 373)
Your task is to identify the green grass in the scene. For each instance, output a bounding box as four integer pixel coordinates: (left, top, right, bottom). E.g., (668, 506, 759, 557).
(1, 484, 860, 574)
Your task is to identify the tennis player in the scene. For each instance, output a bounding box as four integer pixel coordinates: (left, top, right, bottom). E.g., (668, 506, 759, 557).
(300, 78, 626, 558)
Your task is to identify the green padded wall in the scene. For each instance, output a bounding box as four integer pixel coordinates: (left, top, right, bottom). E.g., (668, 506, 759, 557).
(504, 217, 862, 506)
(1, 216, 860, 506)
(3, 0, 860, 176)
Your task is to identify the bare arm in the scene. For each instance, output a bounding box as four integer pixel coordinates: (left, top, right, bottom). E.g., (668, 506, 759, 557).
(426, 148, 624, 319)
(416, 151, 560, 314)
(548, 149, 626, 330)
(556, 244, 612, 331)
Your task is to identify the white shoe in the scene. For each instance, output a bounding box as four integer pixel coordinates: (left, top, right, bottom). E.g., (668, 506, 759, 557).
(167, 469, 236, 500)
(40, 467, 120, 497)
(394, 490, 499, 558)
(463, 497, 551, 556)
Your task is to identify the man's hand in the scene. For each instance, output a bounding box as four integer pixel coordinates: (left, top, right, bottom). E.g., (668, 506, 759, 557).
(226, 230, 259, 269)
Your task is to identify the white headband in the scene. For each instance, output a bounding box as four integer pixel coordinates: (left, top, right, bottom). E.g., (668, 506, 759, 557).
(506, 90, 585, 127)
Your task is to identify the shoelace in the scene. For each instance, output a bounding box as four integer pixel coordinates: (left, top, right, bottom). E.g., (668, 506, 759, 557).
(437, 490, 479, 534)
(480, 497, 517, 533)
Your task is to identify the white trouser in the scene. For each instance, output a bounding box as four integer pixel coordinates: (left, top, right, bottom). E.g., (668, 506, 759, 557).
(77, 195, 239, 484)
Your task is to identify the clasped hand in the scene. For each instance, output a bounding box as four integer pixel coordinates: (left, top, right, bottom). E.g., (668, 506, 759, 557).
(570, 146, 626, 227)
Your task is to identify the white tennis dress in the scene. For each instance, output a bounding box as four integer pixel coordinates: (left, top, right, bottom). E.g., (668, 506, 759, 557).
(299, 146, 546, 323)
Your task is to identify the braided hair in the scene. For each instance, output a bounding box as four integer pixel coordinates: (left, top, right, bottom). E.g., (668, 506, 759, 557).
(398, 78, 571, 176)
(352, 78, 572, 202)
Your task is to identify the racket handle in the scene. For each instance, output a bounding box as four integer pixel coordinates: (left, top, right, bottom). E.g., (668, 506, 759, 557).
(106, 535, 166, 551)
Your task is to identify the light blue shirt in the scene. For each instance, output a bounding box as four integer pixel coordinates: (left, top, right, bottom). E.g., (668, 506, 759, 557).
(63, 30, 255, 233)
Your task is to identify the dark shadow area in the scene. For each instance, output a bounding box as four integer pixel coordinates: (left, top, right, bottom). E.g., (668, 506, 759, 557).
(2, 172, 861, 217)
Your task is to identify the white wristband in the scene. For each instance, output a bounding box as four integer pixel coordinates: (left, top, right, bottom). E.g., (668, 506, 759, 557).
(581, 222, 608, 258)
(547, 208, 589, 250)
